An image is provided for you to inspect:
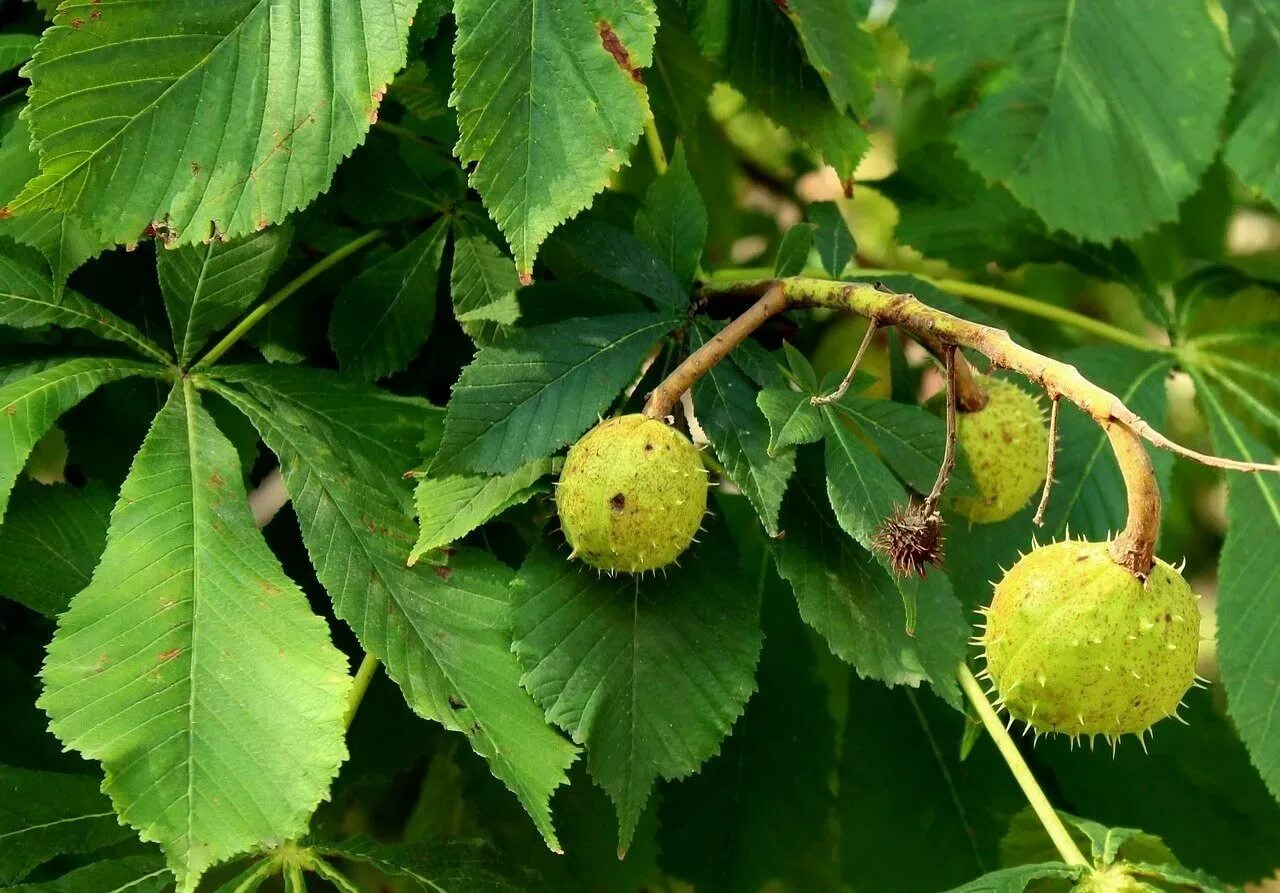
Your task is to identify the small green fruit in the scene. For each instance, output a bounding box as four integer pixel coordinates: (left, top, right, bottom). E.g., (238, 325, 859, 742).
(953, 376, 1047, 523)
(980, 539, 1199, 741)
(557, 414, 707, 574)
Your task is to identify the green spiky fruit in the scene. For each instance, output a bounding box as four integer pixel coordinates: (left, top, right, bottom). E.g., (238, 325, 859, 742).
(953, 376, 1048, 523)
(980, 539, 1199, 740)
(556, 414, 707, 574)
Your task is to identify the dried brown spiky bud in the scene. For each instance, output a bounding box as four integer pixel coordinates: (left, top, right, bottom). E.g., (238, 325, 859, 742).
(873, 503, 944, 578)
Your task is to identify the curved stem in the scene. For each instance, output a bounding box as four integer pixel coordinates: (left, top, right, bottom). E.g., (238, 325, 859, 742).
(192, 229, 385, 369)
(922, 346, 958, 515)
(343, 653, 380, 730)
(957, 664, 1090, 868)
(1106, 424, 1161, 575)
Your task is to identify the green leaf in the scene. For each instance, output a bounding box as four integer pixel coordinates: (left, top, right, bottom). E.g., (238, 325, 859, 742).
(839, 679, 1026, 892)
(779, 0, 875, 116)
(0, 111, 105, 288)
(341, 137, 460, 226)
(5, 855, 171, 893)
(660, 583, 836, 893)
(9, 0, 417, 248)
(551, 221, 687, 311)
(941, 863, 1084, 893)
(634, 143, 707, 288)
(0, 34, 38, 72)
(894, 0, 1232, 241)
(835, 397, 978, 499)
(312, 836, 524, 892)
(157, 225, 292, 366)
(1196, 376, 1280, 806)
(1224, 0, 1280, 210)
(773, 223, 815, 277)
(431, 313, 673, 475)
(691, 321, 795, 536)
(756, 387, 823, 456)
(821, 404, 909, 548)
(41, 382, 352, 891)
(331, 220, 448, 380)
(0, 358, 160, 520)
(451, 223, 521, 346)
(0, 764, 135, 885)
(511, 528, 762, 853)
(772, 452, 968, 702)
(692, 1, 868, 180)
(207, 366, 577, 852)
(1126, 862, 1232, 892)
(409, 459, 553, 565)
(0, 479, 112, 616)
(451, 0, 658, 277)
(0, 247, 172, 362)
(808, 201, 855, 278)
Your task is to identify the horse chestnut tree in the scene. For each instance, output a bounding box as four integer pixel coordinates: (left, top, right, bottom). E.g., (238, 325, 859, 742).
(0, 2, 1277, 893)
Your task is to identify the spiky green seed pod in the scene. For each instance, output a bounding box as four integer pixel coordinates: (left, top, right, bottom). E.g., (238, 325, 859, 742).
(953, 376, 1048, 523)
(556, 414, 707, 574)
(980, 539, 1199, 741)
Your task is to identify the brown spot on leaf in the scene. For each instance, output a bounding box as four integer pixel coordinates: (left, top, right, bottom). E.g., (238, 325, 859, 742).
(191, 162, 201, 177)
(518, 270, 533, 286)
(0, 207, 11, 221)
(5, 404, 15, 417)
(772, 0, 790, 12)
(448, 695, 466, 710)
(89, 9, 101, 19)
(69, 17, 84, 28)
(258, 580, 282, 596)
(158, 647, 183, 662)
(598, 22, 643, 83)
(206, 471, 225, 489)
(433, 565, 453, 582)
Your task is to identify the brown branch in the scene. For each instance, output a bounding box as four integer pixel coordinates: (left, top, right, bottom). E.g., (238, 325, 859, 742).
(1033, 396, 1060, 527)
(685, 276, 1280, 577)
(644, 284, 790, 419)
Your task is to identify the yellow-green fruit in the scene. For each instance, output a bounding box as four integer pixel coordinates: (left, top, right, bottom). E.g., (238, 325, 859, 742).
(811, 315, 891, 400)
(981, 540, 1199, 739)
(557, 415, 707, 573)
(954, 376, 1048, 523)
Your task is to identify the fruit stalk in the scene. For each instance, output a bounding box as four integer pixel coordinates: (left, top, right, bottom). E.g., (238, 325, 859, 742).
(956, 664, 1090, 868)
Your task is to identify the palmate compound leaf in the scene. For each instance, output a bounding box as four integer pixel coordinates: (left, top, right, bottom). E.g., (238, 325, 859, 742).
(0, 479, 112, 616)
(511, 523, 763, 854)
(451, 0, 658, 278)
(0, 358, 164, 520)
(894, 0, 1232, 242)
(5, 855, 172, 893)
(40, 381, 351, 892)
(7, 0, 418, 249)
(772, 450, 968, 705)
(1224, 0, 1280, 210)
(941, 863, 1084, 893)
(839, 676, 1025, 892)
(408, 458, 554, 565)
(157, 224, 292, 367)
(205, 365, 578, 851)
(0, 764, 136, 885)
(330, 218, 449, 380)
(688, 0, 868, 181)
(690, 320, 795, 536)
(0, 106, 105, 288)
(0, 245, 172, 363)
(1195, 375, 1280, 806)
(430, 312, 676, 475)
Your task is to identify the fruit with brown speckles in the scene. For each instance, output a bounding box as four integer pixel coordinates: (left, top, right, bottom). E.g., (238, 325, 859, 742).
(556, 414, 707, 574)
(979, 539, 1199, 740)
(953, 375, 1047, 523)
